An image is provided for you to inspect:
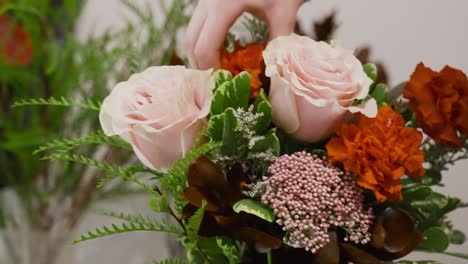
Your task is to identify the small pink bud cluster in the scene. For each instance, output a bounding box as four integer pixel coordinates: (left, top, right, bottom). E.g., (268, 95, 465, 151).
(261, 152, 373, 253)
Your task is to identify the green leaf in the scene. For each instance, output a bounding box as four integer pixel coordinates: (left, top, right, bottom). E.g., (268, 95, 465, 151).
(252, 89, 272, 134)
(149, 194, 170, 213)
(418, 227, 450, 252)
(252, 129, 280, 156)
(370, 83, 389, 107)
(211, 81, 231, 115)
(233, 199, 275, 222)
(220, 108, 238, 156)
(363, 63, 377, 82)
(411, 192, 449, 212)
(403, 185, 432, 201)
(187, 201, 206, 239)
(207, 113, 225, 141)
(214, 70, 233, 87)
(231, 71, 251, 110)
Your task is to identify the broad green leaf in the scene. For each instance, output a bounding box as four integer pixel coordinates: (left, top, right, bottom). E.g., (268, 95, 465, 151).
(220, 108, 238, 156)
(233, 199, 275, 222)
(411, 192, 449, 212)
(207, 113, 225, 141)
(418, 227, 450, 252)
(211, 81, 230, 115)
(370, 83, 388, 107)
(252, 129, 280, 156)
(252, 89, 272, 134)
(363, 63, 377, 82)
(403, 185, 432, 201)
(231, 71, 251, 110)
(214, 70, 233, 87)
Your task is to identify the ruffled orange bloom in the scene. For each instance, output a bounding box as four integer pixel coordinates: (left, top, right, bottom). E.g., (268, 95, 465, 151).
(221, 41, 266, 99)
(403, 63, 468, 148)
(326, 106, 425, 202)
(0, 14, 33, 67)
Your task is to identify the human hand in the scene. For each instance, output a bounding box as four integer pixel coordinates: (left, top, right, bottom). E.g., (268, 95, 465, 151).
(184, 0, 302, 69)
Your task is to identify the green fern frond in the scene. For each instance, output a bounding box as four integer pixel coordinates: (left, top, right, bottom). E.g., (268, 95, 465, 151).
(33, 130, 131, 155)
(152, 259, 188, 264)
(43, 153, 158, 195)
(163, 141, 221, 195)
(99, 211, 167, 227)
(186, 201, 206, 240)
(11, 96, 101, 111)
(73, 220, 183, 244)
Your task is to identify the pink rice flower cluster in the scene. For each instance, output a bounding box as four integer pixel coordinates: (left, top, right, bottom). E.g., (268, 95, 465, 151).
(261, 151, 373, 253)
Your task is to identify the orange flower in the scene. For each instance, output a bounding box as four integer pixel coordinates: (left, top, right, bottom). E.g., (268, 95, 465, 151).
(221, 41, 266, 99)
(403, 63, 468, 148)
(0, 14, 33, 67)
(326, 106, 425, 202)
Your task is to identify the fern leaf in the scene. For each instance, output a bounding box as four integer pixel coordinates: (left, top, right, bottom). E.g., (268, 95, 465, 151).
(186, 201, 206, 240)
(152, 259, 188, 264)
(163, 141, 221, 195)
(11, 96, 101, 111)
(99, 211, 169, 227)
(33, 130, 131, 155)
(43, 153, 158, 195)
(73, 220, 183, 244)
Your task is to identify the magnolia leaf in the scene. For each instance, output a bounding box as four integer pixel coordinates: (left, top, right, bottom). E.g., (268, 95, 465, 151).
(232, 199, 275, 222)
(363, 63, 378, 82)
(252, 129, 280, 156)
(370, 83, 389, 107)
(418, 227, 450, 252)
(214, 70, 233, 87)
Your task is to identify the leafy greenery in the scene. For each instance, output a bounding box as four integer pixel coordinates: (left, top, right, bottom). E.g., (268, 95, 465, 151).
(233, 199, 275, 222)
(73, 220, 183, 244)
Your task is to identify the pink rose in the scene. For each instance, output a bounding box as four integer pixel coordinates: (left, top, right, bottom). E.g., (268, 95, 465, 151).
(99, 66, 213, 171)
(263, 34, 377, 142)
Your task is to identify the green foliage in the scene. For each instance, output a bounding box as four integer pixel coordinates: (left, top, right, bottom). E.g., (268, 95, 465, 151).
(233, 199, 275, 222)
(363, 63, 378, 83)
(149, 193, 170, 213)
(42, 153, 158, 195)
(370, 83, 389, 107)
(207, 71, 279, 178)
(11, 96, 101, 111)
(33, 130, 131, 155)
(73, 220, 183, 244)
(186, 201, 206, 240)
(418, 227, 450, 252)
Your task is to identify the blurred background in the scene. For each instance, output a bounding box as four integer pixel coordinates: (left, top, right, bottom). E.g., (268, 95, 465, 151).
(1, 0, 467, 263)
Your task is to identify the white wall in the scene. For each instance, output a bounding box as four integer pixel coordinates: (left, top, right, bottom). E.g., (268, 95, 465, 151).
(76, 1, 468, 263)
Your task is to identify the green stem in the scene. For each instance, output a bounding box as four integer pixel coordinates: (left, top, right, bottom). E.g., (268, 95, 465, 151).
(267, 251, 272, 264)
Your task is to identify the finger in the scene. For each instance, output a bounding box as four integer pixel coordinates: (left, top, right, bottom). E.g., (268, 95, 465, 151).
(184, 1, 208, 68)
(193, 4, 243, 70)
(266, 3, 300, 40)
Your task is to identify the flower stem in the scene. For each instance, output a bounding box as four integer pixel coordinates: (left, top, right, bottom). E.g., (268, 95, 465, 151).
(267, 251, 272, 264)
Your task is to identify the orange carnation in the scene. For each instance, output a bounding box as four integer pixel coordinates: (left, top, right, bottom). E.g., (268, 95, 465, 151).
(326, 106, 425, 202)
(403, 63, 468, 148)
(0, 15, 33, 67)
(221, 41, 266, 99)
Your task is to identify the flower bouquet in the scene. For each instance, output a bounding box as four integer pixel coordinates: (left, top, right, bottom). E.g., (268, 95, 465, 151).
(28, 17, 468, 264)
